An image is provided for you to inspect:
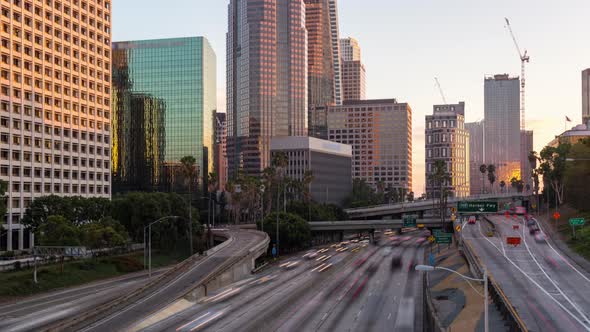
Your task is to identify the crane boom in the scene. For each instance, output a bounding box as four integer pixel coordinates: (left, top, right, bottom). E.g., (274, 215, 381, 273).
(504, 17, 529, 131)
(434, 77, 447, 104)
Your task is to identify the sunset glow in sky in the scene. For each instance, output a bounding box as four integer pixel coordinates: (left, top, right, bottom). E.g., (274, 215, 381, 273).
(114, 0, 590, 195)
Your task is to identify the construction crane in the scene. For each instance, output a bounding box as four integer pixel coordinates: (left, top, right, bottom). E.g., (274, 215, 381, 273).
(434, 77, 447, 104)
(504, 17, 529, 131)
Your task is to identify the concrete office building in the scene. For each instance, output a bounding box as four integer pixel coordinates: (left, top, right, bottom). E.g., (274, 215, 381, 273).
(271, 136, 351, 205)
(583, 69, 590, 125)
(112, 37, 216, 193)
(0, 0, 113, 251)
(214, 113, 227, 191)
(425, 102, 469, 199)
(339, 37, 361, 61)
(339, 37, 365, 102)
(227, 0, 308, 177)
(466, 121, 484, 195)
(484, 74, 521, 187)
(326, 99, 412, 193)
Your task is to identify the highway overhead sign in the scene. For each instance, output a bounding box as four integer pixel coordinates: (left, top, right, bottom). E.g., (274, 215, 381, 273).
(403, 215, 417, 227)
(435, 232, 452, 244)
(569, 218, 585, 226)
(457, 201, 498, 213)
(506, 237, 521, 246)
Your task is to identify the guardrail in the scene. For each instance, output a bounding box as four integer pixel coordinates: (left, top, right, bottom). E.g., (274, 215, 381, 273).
(44, 233, 232, 332)
(422, 268, 446, 332)
(462, 239, 528, 332)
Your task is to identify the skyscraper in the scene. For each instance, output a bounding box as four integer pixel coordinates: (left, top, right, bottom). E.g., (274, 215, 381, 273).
(582, 69, 590, 125)
(340, 37, 366, 102)
(466, 121, 484, 195)
(112, 37, 216, 192)
(425, 103, 469, 199)
(227, 0, 308, 177)
(520, 129, 534, 189)
(0, 0, 112, 251)
(484, 74, 521, 188)
(327, 99, 412, 194)
(214, 113, 227, 192)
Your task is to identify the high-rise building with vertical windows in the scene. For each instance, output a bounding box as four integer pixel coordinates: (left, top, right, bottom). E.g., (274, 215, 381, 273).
(111, 37, 216, 193)
(214, 112, 227, 192)
(582, 68, 590, 125)
(326, 99, 412, 194)
(484, 74, 520, 188)
(227, 0, 308, 177)
(0, 0, 113, 251)
(466, 121, 484, 195)
(425, 102, 469, 199)
(339, 37, 365, 102)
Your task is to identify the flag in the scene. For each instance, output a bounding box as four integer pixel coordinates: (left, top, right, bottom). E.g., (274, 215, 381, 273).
(566, 116, 572, 122)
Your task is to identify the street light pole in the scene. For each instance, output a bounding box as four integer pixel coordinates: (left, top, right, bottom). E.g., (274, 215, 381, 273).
(416, 264, 488, 332)
(144, 216, 180, 278)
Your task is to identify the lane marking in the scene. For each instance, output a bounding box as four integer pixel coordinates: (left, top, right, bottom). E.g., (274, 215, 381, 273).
(476, 220, 590, 331)
(176, 312, 210, 331)
(189, 311, 224, 331)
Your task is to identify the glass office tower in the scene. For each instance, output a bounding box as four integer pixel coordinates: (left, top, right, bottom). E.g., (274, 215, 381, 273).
(112, 37, 216, 192)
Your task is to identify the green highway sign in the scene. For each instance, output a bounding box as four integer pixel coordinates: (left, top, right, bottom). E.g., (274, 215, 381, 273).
(403, 215, 418, 227)
(569, 218, 585, 226)
(435, 232, 452, 244)
(457, 201, 498, 213)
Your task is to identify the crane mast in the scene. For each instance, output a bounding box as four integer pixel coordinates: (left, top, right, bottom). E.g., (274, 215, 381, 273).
(434, 77, 447, 104)
(505, 18, 529, 131)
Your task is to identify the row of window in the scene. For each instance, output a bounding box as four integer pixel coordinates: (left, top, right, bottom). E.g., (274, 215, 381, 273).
(1, 100, 109, 123)
(0, 118, 110, 144)
(9, 184, 110, 208)
(1, 164, 109, 180)
(0, 148, 109, 168)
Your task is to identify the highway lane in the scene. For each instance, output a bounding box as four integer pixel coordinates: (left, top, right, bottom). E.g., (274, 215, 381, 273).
(136, 231, 427, 332)
(77, 229, 267, 332)
(463, 215, 590, 332)
(0, 267, 168, 332)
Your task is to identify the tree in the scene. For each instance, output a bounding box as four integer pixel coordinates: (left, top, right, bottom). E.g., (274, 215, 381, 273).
(538, 143, 571, 206)
(258, 212, 311, 252)
(407, 191, 415, 202)
(564, 140, 590, 211)
(272, 152, 289, 212)
(499, 180, 506, 192)
(180, 155, 197, 252)
(429, 160, 452, 229)
(487, 164, 496, 193)
(81, 217, 128, 250)
(343, 179, 383, 208)
(479, 164, 487, 194)
(38, 215, 81, 246)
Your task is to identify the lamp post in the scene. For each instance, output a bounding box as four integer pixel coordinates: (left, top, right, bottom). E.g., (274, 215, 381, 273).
(416, 264, 488, 332)
(260, 185, 265, 233)
(144, 216, 180, 278)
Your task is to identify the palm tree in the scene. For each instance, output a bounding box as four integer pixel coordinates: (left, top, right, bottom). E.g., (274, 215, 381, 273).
(487, 164, 496, 193)
(272, 152, 289, 212)
(510, 177, 518, 192)
(180, 155, 197, 253)
(479, 164, 487, 194)
(429, 160, 452, 229)
(500, 180, 506, 193)
(207, 172, 218, 225)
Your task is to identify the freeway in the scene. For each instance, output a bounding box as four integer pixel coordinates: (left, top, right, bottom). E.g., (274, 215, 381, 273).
(68, 228, 267, 332)
(131, 232, 427, 332)
(463, 215, 590, 331)
(0, 268, 168, 332)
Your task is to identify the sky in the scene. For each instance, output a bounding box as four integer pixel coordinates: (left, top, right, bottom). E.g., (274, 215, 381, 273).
(113, 0, 590, 195)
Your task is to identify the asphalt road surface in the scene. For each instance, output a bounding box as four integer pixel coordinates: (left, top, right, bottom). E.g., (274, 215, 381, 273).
(134, 231, 427, 332)
(0, 268, 167, 332)
(463, 215, 590, 332)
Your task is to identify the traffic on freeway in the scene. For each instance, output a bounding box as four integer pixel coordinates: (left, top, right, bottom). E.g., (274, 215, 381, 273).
(129, 231, 428, 332)
(462, 214, 590, 331)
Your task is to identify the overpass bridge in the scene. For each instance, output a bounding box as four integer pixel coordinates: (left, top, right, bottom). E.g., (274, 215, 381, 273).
(345, 192, 530, 219)
(309, 219, 442, 231)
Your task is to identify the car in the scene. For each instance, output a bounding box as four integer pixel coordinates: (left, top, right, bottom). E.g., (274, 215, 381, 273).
(527, 219, 536, 227)
(366, 262, 379, 275)
(530, 226, 540, 235)
(468, 216, 476, 224)
(513, 224, 519, 230)
(415, 237, 426, 245)
(515, 206, 526, 215)
(391, 254, 402, 270)
(534, 232, 546, 243)
(401, 236, 412, 242)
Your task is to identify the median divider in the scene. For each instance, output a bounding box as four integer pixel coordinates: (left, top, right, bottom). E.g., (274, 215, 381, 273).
(462, 239, 528, 332)
(44, 232, 233, 332)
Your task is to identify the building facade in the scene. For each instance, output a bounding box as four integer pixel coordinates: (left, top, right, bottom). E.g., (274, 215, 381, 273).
(214, 112, 227, 191)
(582, 69, 590, 125)
(326, 99, 412, 193)
(425, 103, 469, 199)
(341, 60, 366, 102)
(0, 0, 112, 251)
(112, 37, 216, 193)
(227, 0, 308, 177)
(466, 121, 484, 195)
(548, 123, 590, 147)
(484, 74, 521, 188)
(270, 136, 351, 205)
(339, 37, 360, 61)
